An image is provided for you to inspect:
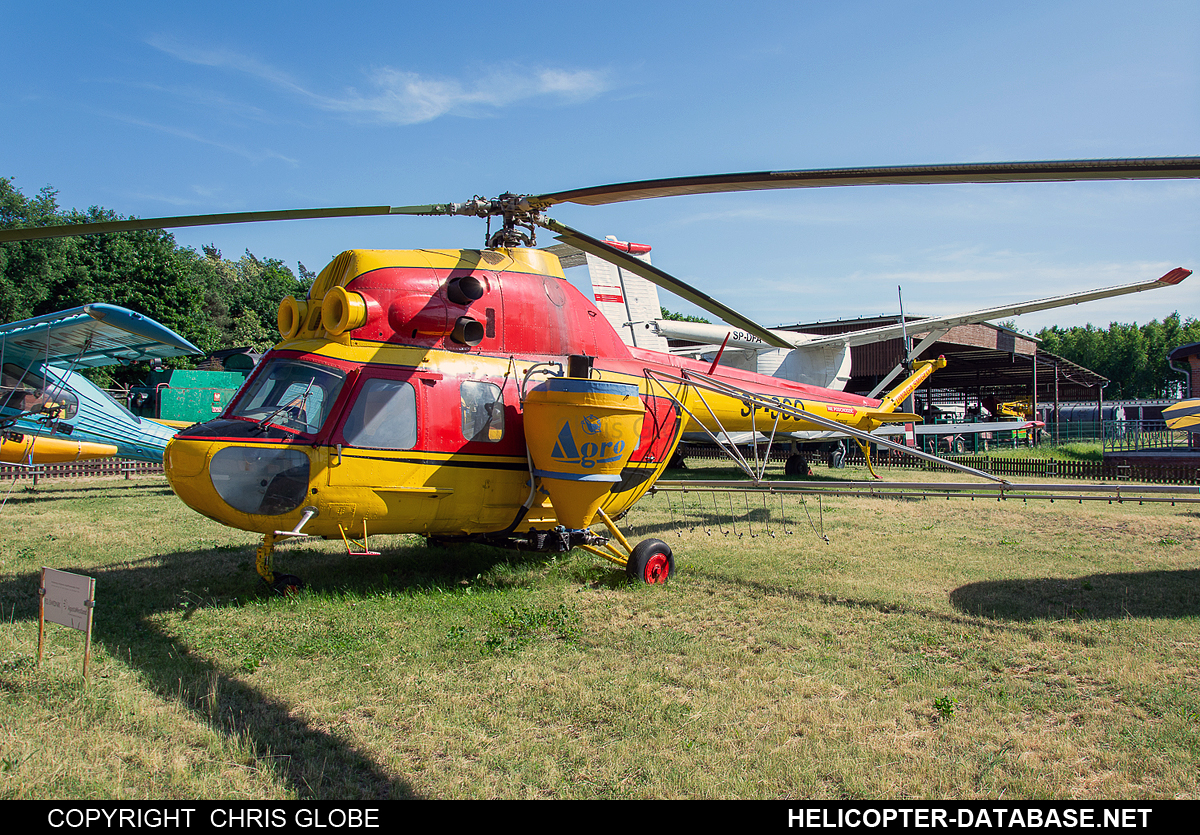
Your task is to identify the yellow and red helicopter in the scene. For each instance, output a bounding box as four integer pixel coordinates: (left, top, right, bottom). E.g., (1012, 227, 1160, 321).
(5, 157, 1197, 590)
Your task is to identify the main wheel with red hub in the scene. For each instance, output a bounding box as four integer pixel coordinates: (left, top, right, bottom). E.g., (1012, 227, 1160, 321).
(626, 539, 674, 584)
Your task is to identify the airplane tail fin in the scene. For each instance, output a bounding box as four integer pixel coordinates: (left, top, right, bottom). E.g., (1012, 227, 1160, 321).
(768, 342, 853, 390)
(583, 238, 669, 351)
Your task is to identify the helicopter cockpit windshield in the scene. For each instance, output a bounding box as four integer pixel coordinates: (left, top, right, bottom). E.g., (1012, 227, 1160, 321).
(231, 359, 346, 435)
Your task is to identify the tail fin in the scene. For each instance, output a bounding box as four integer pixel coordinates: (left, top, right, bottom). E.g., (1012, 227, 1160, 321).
(585, 237, 669, 351)
(875, 357, 947, 417)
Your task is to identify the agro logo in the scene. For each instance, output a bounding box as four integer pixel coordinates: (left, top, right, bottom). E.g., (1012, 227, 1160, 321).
(551, 416, 625, 469)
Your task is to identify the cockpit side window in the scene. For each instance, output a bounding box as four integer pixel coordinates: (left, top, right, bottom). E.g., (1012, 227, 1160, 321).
(460, 380, 504, 442)
(230, 359, 346, 435)
(341, 378, 417, 450)
(1, 363, 79, 420)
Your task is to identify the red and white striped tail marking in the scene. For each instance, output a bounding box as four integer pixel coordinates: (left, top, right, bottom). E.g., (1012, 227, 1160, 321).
(587, 236, 668, 351)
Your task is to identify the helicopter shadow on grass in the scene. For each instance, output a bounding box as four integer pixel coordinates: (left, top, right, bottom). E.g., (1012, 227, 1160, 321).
(694, 560, 1200, 631)
(686, 567, 1114, 647)
(0, 536, 535, 798)
(269, 533, 582, 594)
(948, 569, 1200, 621)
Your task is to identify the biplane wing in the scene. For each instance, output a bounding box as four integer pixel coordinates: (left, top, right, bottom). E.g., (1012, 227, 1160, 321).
(1, 305, 201, 466)
(0, 303, 200, 369)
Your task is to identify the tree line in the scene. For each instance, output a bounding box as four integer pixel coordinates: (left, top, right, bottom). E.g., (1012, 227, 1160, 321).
(1035, 316, 1200, 400)
(1, 178, 311, 383)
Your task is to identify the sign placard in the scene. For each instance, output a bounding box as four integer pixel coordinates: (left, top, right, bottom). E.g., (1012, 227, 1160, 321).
(39, 567, 96, 677)
(42, 568, 93, 630)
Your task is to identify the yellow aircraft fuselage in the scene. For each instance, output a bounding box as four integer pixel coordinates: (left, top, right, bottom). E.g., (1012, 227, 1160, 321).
(163, 248, 935, 546)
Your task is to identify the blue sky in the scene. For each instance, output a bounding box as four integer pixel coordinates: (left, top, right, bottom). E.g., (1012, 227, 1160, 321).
(3, 1, 1197, 331)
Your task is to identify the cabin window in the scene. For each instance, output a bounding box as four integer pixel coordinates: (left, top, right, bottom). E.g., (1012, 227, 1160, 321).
(342, 378, 417, 450)
(1, 363, 79, 420)
(460, 380, 504, 442)
(231, 359, 345, 435)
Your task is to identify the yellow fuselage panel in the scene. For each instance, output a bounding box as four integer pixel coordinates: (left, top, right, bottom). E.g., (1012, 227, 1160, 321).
(166, 439, 656, 538)
(676, 394, 873, 435)
(1, 434, 119, 464)
(310, 248, 566, 299)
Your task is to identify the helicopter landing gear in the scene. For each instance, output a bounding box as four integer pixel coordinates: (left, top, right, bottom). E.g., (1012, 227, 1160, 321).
(270, 574, 305, 596)
(574, 508, 675, 584)
(256, 533, 305, 595)
(625, 538, 674, 584)
(854, 439, 882, 479)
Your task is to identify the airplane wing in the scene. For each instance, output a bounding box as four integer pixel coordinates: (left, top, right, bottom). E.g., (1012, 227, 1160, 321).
(650, 268, 1191, 352)
(0, 303, 200, 369)
(792, 268, 1191, 348)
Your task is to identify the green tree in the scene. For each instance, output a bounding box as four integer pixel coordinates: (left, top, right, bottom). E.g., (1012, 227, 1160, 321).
(0, 178, 72, 321)
(1, 178, 310, 379)
(1036, 315, 1200, 398)
(660, 307, 710, 324)
(191, 246, 306, 352)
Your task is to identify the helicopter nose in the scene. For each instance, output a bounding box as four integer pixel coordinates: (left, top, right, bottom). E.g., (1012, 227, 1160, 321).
(165, 439, 312, 522)
(209, 446, 311, 515)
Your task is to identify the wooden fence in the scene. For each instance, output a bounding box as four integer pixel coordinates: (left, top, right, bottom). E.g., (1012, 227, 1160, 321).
(0, 458, 164, 483)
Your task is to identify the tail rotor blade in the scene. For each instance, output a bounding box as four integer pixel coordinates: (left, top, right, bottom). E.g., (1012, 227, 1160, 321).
(898, 285, 912, 370)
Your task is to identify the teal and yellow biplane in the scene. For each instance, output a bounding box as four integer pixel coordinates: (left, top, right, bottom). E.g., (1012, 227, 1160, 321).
(1, 303, 200, 464)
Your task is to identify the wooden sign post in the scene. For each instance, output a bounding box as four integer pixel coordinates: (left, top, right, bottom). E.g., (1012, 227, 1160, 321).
(38, 567, 96, 679)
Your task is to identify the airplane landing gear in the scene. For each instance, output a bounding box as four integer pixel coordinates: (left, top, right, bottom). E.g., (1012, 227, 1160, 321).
(784, 453, 811, 476)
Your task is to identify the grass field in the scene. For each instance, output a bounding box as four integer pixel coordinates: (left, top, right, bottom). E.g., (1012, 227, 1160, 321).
(0, 461, 1197, 799)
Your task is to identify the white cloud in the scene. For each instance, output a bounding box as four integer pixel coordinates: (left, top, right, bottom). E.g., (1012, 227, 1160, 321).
(148, 37, 612, 125)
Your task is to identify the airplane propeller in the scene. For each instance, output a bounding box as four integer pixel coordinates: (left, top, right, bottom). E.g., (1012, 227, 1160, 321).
(2, 156, 1197, 348)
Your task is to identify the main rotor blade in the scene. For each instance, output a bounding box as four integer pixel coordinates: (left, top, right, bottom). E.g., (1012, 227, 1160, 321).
(531, 157, 1200, 208)
(539, 217, 793, 349)
(0, 204, 456, 243)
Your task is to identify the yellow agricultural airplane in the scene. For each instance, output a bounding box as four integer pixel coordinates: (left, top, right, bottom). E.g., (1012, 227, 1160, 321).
(4, 157, 1196, 590)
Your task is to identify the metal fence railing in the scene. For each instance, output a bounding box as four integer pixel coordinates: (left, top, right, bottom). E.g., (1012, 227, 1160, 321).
(679, 422, 1200, 484)
(1104, 420, 1196, 454)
